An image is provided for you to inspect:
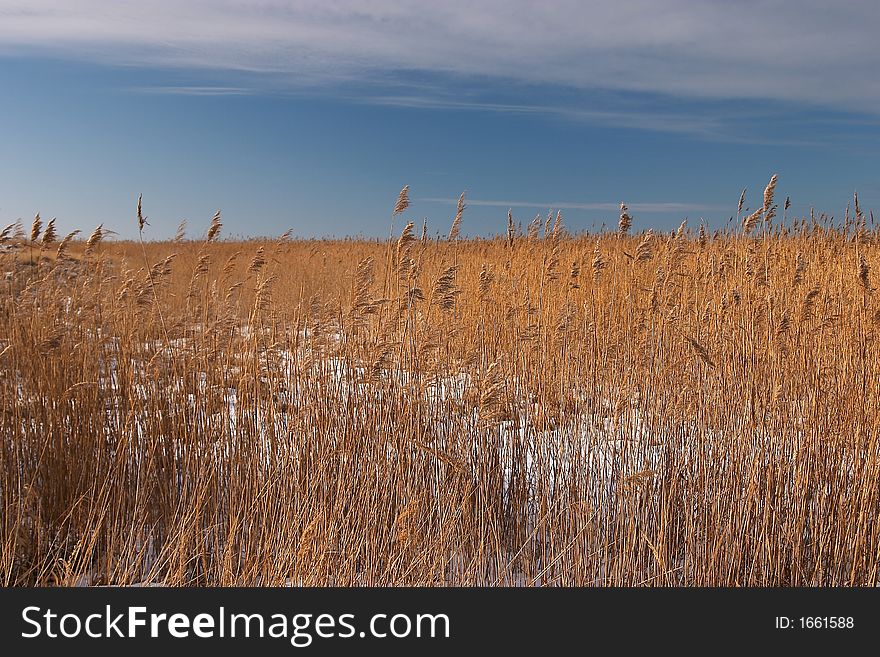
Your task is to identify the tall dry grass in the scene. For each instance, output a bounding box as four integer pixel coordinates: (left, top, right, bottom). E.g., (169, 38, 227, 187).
(1, 179, 879, 586)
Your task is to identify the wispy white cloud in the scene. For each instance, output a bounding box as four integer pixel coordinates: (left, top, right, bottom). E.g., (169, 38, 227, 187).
(135, 86, 252, 96)
(1, 1, 879, 114)
(419, 197, 722, 213)
(358, 94, 727, 137)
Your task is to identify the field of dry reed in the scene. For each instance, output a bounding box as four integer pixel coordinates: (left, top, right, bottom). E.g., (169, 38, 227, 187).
(2, 179, 879, 586)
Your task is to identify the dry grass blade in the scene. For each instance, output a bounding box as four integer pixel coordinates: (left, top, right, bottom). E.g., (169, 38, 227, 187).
(5, 177, 880, 589)
(220, 252, 240, 280)
(84, 224, 104, 255)
(763, 174, 778, 224)
(743, 209, 762, 234)
(793, 251, 806, 285)
(776, 310, 791, 338)
(206, 210, 222, 242)
(545, 240, 561, 281)
(431, 264, 461, 311)
(801, 284, 820, 321)
(858, 254, 870, 290)
(174, 219, 187, 243)
(191, 253, 211, 280)
(763, 175, 778, 211)
(30, 213, 42, 243)
(449, 192, 465, 241)
(55, 230, 81, 260)
(248, 247, 267, 274)
(396, 222, 416, 264)
(552, 210, 563, 239)
(274, 229, 293, 253)
(634, 230, 654, 263)
(568, 260, 581, 289)
(351, 256, 376, 318)
(477, 361, 507, 425)
(619, 203, 632, 236)
(393, 185, 410, 216)
(527, 214, 541, 240)
(150, 253, 177, 280)
(592, 239, 606, 280)
(675, 219, 688, 239)
(686, 336, 715, 368)
(40, 218, 57, 245)
(507, 209, 515, 247)
(0, 223, 16, 243)
(479, 263, 493, 297)
(137, 194, 146, 232)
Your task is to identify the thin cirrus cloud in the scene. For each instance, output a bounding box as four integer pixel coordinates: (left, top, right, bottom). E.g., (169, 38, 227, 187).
(419, 198, 722, 214)
(135, 86, 253, 96)
(0, 0, 878, 113)
(357, 95, 728, 138)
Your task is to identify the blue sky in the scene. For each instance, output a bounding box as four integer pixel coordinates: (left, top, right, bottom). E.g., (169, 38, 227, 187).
(2, 1, 880, 239)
